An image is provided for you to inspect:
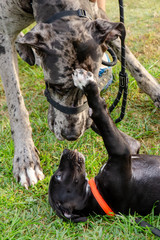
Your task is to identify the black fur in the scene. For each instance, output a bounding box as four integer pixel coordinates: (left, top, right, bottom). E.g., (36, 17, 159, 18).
(49, 75, 160, 222)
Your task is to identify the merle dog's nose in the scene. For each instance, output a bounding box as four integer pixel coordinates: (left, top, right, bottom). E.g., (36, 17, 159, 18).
(61, 130, 81, 141)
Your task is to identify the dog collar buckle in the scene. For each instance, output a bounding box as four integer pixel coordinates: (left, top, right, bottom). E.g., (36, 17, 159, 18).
(77, 9, 91, 19)
(77, 9, 92, 20)
(45, 9, 92, 24)
(78, 9, 87, 18)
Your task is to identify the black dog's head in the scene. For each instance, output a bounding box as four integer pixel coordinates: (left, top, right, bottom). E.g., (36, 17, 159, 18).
(49, 149, 89, 222)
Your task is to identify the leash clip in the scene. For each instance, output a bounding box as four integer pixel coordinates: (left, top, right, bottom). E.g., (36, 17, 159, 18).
(119, 72, 128, 88)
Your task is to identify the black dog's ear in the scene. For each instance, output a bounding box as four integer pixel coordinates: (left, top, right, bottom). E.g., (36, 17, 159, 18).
(71, 216, 88, 223)
(68, 213, 88, 223)
(90, 19, 125, 44)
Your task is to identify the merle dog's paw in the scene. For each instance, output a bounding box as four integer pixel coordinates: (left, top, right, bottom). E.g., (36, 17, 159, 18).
(72, 69, 96, 90)
(13, 141, 44, 189)
(154, 96, 160, 108)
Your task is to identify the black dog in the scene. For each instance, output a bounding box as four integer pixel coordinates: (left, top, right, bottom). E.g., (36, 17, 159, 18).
(49, 69, 160, 223)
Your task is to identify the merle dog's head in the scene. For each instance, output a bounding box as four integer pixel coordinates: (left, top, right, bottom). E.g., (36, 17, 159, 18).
(18, 17, 125, 141)
(48, 149, 89, 222)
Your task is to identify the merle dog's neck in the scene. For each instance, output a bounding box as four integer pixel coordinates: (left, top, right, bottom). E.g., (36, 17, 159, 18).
(32, 0, 91, 22)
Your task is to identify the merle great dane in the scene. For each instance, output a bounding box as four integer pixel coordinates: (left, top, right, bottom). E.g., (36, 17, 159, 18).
(49, 69, 160, 222)
(0, 0, 159, 189)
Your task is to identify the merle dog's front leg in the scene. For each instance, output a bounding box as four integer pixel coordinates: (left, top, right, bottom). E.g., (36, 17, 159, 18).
(73, 69, 131, 158)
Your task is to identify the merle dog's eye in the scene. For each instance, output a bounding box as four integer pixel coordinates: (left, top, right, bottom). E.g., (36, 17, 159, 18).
(53, 86, 63, 95)
(54, 86, 70, 96)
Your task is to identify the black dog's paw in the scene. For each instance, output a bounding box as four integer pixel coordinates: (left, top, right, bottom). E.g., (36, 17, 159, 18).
(72, 69, 96, 90)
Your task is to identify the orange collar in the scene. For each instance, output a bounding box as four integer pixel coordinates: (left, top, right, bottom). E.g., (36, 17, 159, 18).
(88, 178, 115, 216)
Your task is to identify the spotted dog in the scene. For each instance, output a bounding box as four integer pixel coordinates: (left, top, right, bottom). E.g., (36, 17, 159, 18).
(48, 69, 160, 222)
(0, 0, 159, 189)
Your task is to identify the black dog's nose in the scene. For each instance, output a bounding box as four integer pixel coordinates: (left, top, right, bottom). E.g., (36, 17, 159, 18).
(62, 149, 70, 155)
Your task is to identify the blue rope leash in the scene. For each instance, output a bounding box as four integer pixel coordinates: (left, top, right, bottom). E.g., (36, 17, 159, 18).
(99, 53, 113, 90)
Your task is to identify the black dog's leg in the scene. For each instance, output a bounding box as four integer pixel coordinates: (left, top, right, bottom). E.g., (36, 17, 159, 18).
(73, 69, 131, 159)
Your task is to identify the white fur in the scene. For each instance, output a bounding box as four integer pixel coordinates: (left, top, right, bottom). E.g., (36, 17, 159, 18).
(72, 69, 96, 90)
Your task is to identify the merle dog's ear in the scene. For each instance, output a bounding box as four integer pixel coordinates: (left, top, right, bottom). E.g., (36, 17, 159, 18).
(17, 23, 50, 64)
(15, 32, 35, 66)
(16, 41, 35, 66)
(90, 19, 125, 44)
(18, 24, 46, 49)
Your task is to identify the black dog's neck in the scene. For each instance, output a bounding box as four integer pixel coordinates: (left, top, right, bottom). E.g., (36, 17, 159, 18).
(82, 177, 107, 216)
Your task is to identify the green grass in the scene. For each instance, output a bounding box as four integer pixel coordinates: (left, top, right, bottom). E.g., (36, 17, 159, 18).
(0, 0, 160, 239)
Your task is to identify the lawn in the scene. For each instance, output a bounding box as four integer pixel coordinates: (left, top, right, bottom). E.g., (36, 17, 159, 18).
(0, 0, 160, 239)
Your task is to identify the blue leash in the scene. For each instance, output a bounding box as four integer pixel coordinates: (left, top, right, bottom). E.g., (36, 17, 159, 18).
(99, 53, 113, 90)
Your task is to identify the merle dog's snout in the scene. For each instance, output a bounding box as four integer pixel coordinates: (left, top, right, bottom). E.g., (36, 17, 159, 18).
(61, 129, 81, 141)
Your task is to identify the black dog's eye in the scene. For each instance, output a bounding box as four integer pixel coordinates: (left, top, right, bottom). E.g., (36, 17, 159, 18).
(55, 174, 62, 181)
(78, 157, 83, 164)
(74, 179, 79, 184)
(56, 201, 60, 206)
